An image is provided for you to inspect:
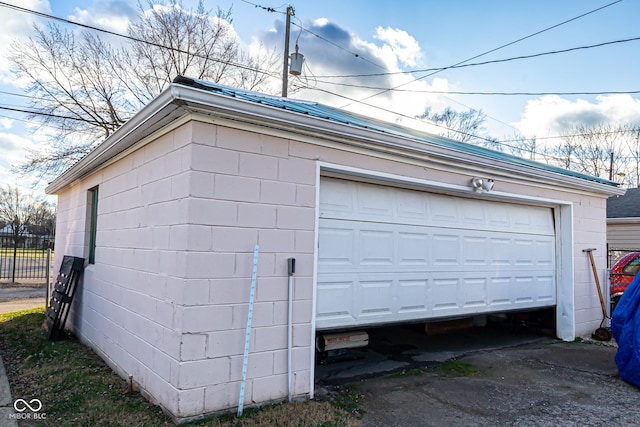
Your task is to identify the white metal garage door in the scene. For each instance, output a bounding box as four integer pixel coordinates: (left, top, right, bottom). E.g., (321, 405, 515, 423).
(316, 177, 556, 330)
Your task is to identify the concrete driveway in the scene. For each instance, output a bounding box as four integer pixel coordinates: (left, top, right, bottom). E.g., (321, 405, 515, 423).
(316, 325, 640, 426)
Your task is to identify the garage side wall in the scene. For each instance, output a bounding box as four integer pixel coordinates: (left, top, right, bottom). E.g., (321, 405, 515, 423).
(53, 123, 195, 417)
(573, 197, 609, 332)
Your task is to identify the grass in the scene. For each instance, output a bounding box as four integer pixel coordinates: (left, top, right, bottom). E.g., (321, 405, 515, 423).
(328, 388, 365, 420)
(0, 308, 360, 427)
(389, 367, 425, 378)
(0, 248, 53, 258)
(436, 360, 478, 377)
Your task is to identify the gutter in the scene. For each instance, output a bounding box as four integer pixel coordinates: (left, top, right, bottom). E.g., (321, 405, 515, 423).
(45, 89, 181, 194)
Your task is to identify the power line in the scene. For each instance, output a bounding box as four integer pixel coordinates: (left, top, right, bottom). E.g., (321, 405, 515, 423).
(340, 0, 623, 107)
(0, 1, 280, 79)
(497, 126, 640, 143)
(291, 82, 506, 145)
(239, 1, 387, 71)
(306, 79, 640, 96)
(293, 82, 640, 155)
(0, 105, 104, 124)
(290, 21, 387, 71)
(316, 35, 640, 80)
(0, 90, 37, 100)
(239, 0, 287, 14)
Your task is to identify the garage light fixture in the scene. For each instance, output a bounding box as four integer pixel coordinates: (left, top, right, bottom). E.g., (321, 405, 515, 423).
(471, 177, 495, 193)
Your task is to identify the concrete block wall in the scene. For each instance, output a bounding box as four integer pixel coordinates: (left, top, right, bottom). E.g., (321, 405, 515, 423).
(174, 121, 316, 417)
(55, 125, 195, 417)
(571, 196, 610, 336)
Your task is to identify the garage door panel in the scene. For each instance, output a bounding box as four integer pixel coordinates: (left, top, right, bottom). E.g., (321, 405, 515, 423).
(358, 279, 394, 321)
(432, 277, 460, 310)
(316, 271, 557, 329)
(535, 240, 555, 265)
(462, 277, 488, 308)
(320, 178, 554, 236)
(397, 279, 429, 315)
(488, 277, 512, 306)
(316, 278, 355, 327)
(462, 236, 488, 265)
(360, 230, 394, 265)
(398, 232, 430, 265)
(357, 185, 394, 220)
(316, 178, 557, 330)
(514, 239, 535, 265)
(396, 191, 428, 221)
(317, 227, 354, 267)
(432, 234, 461, 265)
(430, 198, 460, 225)
(531, 274, 555, 302)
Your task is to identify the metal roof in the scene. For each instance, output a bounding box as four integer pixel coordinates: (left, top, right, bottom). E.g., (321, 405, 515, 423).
(173, 75, 619, 188)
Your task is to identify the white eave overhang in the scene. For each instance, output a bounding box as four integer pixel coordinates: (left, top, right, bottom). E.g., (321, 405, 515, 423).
(46, 83, 626, 197)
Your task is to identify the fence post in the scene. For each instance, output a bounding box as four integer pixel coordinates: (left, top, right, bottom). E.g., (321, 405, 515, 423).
(11, 244, 17, 284)
(45, 248, 51, 308)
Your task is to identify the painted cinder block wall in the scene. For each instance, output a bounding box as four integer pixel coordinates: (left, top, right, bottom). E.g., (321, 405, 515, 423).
(53, 115, 611, 421)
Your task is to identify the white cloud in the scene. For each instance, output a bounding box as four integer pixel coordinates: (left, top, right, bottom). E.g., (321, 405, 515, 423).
(514, 94, 640, 138)
(374, 27, 421, 67)
(252, 17, 448, 133)
(0, 118, 13, 130)
(0, 0, 51, 82)
(0, 130, 53, 198)
(69, 1, 136, 35)
(0, 131, 37, 166)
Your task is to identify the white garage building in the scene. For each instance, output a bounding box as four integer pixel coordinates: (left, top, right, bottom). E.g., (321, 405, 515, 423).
(47, 77, 623, 422)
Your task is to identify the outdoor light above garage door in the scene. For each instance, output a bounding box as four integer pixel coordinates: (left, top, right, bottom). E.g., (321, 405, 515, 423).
(471, 177, 495, 193)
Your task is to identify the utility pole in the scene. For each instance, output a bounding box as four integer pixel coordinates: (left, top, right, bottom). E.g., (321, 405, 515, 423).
(609, 151, 614, 181)
(282, 6, 294, 97)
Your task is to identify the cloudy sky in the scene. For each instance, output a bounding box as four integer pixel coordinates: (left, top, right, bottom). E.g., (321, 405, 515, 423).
(1, 0, 640, 198)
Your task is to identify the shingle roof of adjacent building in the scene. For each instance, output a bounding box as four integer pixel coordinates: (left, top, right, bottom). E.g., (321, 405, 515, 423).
(608, 187, 640, 218)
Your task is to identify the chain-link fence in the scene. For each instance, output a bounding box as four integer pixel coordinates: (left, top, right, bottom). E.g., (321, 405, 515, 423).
(608, 247, 640, 268)
(0, 232, 54, 283)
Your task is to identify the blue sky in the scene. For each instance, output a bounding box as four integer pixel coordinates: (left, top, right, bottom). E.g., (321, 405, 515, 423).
(1, 0, 640, 197)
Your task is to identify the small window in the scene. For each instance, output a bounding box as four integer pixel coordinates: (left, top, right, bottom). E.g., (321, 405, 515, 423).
(86, 186, 99, 264)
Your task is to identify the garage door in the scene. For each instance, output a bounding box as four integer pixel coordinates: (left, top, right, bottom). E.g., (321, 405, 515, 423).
(316, 177, 556, 330)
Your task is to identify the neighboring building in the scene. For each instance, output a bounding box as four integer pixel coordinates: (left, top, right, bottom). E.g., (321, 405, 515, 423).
(46, 77, 624, 422)
(607, 187, 640, 252)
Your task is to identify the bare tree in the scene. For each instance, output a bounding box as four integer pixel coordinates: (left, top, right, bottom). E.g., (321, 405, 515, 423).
(417, 106, 487, 143)
(0, 186, 55, 281)
(0, 186, 54, 237)
(502, 133, 538, 160)
(621, 125, 640, 187)
(556, 124, 630, 180)
(9, 0, 279, 179)
(30, 200, 56, 235)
